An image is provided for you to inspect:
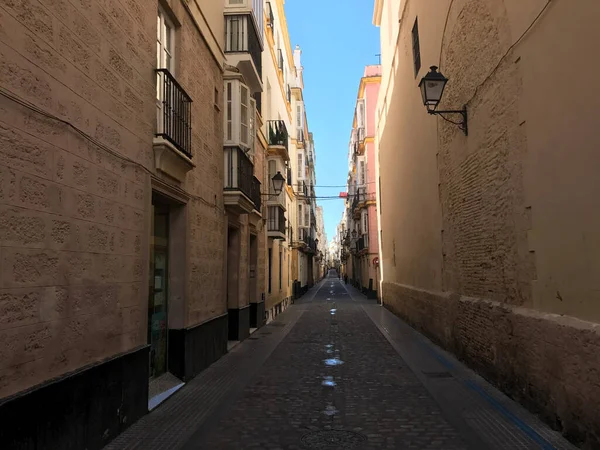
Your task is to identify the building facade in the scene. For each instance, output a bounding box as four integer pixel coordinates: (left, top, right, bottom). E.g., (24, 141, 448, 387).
(373, 0, 600, 446)
(339, 66, 381, 298)
(0, 0, 227, 447)
(0, 0, 321, 448)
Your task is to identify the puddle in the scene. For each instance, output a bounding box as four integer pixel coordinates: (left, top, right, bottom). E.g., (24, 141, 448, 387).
(322, 376, 336, 387)
(324, 358, 344, 366)
(323, 404, 339, 416)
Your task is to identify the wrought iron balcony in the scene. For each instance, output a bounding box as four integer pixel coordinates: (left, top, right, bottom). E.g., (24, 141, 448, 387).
(267, 205, 286, 239)
(267, 120, 288, 150)
(277, 49, 284, 71)
(266, 2, 274, 28)
(224, 147, 255, 214)
(156, 69, 192, 158)
(251, 176, 261, 212)
(357, 236, 366, 252)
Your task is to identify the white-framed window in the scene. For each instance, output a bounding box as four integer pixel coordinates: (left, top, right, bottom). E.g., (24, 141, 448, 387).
(298, 204, 303, 227)
(357, 100, 365, 129)
(362, 210, 368, 235)
(225, 15, 249, 52)
(157, 9, 173, 72)
(297, 152, 303, 179)
(248, 97, 256, 157)
(223, 80, 252, 149)
(360, 160, 366, 185)
(296, 103, 303, 128)
(156, 8, 175, 135)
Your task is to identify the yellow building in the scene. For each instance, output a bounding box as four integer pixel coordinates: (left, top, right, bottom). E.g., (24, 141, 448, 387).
(374, 0, 600, 445)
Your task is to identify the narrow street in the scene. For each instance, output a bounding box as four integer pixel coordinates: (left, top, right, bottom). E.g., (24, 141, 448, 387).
(105, 272, 575, 450)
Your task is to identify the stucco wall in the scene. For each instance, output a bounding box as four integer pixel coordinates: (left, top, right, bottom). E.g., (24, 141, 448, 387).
(376, 0, 600, 445)
(0, 0, 155, 398)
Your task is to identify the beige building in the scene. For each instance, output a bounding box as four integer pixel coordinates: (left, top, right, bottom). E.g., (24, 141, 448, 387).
(0, 0, 271, 447)
(374, 0, 600, 446)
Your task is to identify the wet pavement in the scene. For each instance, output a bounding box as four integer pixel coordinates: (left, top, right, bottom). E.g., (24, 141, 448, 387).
(106, 273, 577, 450)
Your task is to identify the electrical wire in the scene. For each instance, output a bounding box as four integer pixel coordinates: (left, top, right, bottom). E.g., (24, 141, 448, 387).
(0, 86, 224, 212)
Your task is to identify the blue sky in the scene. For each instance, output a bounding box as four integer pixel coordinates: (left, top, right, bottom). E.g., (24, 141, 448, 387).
(284, 0, 380, 242)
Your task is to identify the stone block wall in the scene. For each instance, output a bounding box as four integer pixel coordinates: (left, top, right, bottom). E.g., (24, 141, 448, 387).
(162, 0, 226, 327)
(382, 281, 600, 447)
(0, 0, 154, 399)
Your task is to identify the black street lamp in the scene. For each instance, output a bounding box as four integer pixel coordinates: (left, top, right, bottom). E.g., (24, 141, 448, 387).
(262, 171, 286, 197)
(418, 66, 468, 135)
(271, 171, 285, 195)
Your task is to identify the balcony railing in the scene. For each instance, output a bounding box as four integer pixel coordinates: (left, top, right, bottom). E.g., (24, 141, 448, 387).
(224, 147, 254, 200)
(352, 187, 365, 210)
(225, 15, 262, 77)
(156, 69, 192, 158)
(267, 120, 288, 150)
(357, 126, 365, 143)
(266, 2, 274, 28)
(251, 176, 261, 211)
(267, 206, 286, 234)
(357, 236, 365, 252)
(296, 181, 308, 198)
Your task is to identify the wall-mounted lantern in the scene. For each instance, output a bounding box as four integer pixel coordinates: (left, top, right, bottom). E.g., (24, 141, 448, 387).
(262, 171, 286, 197)
(418, 66, 468, 135)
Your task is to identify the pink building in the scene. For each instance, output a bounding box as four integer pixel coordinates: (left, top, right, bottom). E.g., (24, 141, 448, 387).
(342, 65, 381, 297)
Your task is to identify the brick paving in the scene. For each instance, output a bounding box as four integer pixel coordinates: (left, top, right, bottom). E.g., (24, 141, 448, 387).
(106, 273, 578, 450)
(183, 276, 467, 450)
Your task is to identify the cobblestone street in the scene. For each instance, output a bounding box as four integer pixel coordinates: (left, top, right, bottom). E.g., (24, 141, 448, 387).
(106, 273, 577, 450)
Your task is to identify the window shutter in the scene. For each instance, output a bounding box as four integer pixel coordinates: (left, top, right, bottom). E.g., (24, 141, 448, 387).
(224, 81, 233, 142)
(296, 103, 302, 128)
(298, 204, 303, 227)
(240, 83, 249, 147)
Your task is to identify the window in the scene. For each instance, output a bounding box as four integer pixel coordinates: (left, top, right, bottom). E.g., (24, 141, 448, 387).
(225, 82, 233, 140)
(305, 208, 309, 228)
(248, 97, 256, 156)
(223, 80, 252, 149)
(360, 160, 365, 185)
(296, 103, 303, 128)
(297, 152, 303, 179)
(225, 15, 247, 52)
(268, 160, 276, 194)
(268, 248, 272, 293)
(157, 9, 173, 72)
(240, 84, 249, 145)
(412, 18, 421, 77)
(279, 248, 282, 290)
(298, 204, 303, 227)
(357, 101, 365, 130)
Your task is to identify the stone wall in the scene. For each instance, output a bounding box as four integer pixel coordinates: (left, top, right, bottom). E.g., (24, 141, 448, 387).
(382, 281, 600, 447)
(0, 0, 154, 399)
(164, 0, 226, 327)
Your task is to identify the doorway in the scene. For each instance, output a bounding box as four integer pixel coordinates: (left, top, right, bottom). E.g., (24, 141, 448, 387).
(149, 204, 169, 379)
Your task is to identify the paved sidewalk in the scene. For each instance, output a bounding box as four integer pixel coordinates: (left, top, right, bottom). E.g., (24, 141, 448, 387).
(105, 274, 577, 450)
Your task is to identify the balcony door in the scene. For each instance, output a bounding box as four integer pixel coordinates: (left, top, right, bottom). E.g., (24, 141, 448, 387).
(157, 8, 174, 135)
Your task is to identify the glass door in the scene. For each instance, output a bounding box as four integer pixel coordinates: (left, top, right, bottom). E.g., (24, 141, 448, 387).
(148, 205, 169, 379)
